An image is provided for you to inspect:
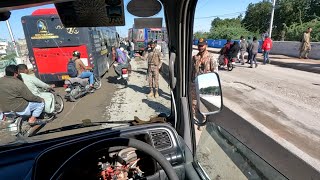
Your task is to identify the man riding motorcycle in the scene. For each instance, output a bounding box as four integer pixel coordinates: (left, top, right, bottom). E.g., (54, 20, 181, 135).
(114, 47, 129, 80)
(0, 65, 45, 125)
(17, 64, 55, 114)
(219, 39, 232, 69)
(70, 51, 95, 88)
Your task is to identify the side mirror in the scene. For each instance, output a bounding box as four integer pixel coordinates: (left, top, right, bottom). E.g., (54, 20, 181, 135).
(194, 72, 223, 126)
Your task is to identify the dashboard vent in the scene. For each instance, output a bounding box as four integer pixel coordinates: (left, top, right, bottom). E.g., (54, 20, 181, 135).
(150, 130, 172, 150)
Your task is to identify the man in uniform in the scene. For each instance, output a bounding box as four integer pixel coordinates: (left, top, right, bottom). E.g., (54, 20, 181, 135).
(299, 27, 312, 59)
(191, 38, 218, 128)
(137, 41, 162, 98)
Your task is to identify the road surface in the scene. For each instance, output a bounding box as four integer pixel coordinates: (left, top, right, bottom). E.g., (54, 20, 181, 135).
(0, 57, 171, 145)
(193, 50, 320, 178)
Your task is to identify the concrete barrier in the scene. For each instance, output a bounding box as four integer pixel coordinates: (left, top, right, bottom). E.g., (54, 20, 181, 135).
(270, 41, 320, 60)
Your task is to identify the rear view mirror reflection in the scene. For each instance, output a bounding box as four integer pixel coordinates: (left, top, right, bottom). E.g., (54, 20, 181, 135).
(195, 73, 223, 116)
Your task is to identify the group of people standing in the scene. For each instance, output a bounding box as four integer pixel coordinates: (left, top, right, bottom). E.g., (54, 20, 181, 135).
(219, 34, 273, 69)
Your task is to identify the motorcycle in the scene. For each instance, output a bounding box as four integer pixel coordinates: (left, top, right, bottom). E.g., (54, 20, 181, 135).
(0, 88, 64, 137)
(64, 71, 102, 102)
(218, 54, 235, 71)
(121, 68, 129, 85)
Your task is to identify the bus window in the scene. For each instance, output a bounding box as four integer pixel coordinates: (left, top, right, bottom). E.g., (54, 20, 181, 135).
(148, 30, 151, 40)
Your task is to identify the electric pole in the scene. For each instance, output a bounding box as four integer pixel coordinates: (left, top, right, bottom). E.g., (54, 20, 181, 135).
(6, 20, 19, 57)
(269, 0, 276, 38)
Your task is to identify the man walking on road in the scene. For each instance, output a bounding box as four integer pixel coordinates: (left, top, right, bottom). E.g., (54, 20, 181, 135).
(249, 37, 259, 68)
(240, 36, 248, 65)
(262, 35, 273, 64)
(191, 38, 218, 128)
(299, 27, 312, 59)
(246, 36, 253, 64)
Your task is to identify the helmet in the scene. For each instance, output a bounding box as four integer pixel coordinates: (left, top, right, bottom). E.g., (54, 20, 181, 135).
(73, 51, 81, 58)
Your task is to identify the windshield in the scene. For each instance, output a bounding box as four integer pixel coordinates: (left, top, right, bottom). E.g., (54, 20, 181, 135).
(0, 0, 320, 179)
(0, 1, 170, 144)
(193, 0, 320, 178)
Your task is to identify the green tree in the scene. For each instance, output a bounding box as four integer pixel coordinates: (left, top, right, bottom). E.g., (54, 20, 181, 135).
(242, 1, 272, 34)
(208, 17, 258, 40)
(273, 0, 310, 40)
(305, 0, 320, 21)
(285, 18, 320, 42)
(194, 31, 209, 39)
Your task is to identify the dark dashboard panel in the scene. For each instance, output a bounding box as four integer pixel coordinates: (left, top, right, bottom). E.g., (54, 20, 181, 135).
(0, 124, 185, 180)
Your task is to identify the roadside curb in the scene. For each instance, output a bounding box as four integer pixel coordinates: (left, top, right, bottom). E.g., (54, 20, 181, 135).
(193, 47, 320, 74)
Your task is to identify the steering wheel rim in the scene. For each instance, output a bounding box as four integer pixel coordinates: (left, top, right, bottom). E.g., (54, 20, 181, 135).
(50, 137, 179, 180)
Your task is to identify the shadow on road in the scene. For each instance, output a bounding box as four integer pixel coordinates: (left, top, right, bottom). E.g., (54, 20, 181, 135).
(106, 75, 127, 85)
(126, 84, 171, 101)
(142, 99, 170, 113)
(131, 70, 147, 75)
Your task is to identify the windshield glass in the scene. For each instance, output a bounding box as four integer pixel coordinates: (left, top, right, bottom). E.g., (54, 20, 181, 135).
(0, 1, 170, 145)
(193, 0, 320, 178)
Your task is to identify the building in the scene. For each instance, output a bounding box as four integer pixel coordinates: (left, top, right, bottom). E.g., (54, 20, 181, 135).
(0, 39, 8, 56)
(17, 38, 28, 56)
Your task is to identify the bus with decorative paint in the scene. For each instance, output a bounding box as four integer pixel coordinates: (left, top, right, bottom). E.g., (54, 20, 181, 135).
(21, 8, 120, 82)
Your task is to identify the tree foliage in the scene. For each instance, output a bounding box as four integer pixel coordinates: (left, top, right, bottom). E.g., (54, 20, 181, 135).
(200, 86, 221, 95)
(242, 1, 272, 33)
(194, 0, 320, 41)
(285, 19, 320, 42)
(208, 16, 259, 40)
(194, 31, 209, 39)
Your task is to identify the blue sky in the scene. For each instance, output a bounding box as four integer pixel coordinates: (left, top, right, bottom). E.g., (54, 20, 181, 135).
(0, 0, 263, 40)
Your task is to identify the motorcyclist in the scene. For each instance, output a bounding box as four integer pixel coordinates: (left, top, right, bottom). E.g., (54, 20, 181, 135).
(71, 51, 95, 88)
(17, 64, 55, 114)
(0, 65, 44, 125)
(228, 41, 241, 63)
(220, 39, 232, 69)
(114, 47, 129, 80)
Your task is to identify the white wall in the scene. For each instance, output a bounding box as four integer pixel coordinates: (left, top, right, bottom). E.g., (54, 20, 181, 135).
(271, 41, 320, 60)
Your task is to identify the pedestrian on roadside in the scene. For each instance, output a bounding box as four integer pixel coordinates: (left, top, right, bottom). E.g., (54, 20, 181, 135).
(246, 36, 253, 64)
(240, 36, 248, 65)
(130, 40, 135, 59)
(262, 31, 269, 42)
(249, 37, 259, 68)
(228, 41, 240, 63)
(299, 27, 312, 59)
(262, 35, 273, 64)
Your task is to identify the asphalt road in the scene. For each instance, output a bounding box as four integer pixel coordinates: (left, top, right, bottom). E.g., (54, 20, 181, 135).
(193, 50, 320, 179)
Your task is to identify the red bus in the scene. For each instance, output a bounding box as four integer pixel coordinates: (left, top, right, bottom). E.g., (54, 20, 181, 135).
(21, 8, 120, 82)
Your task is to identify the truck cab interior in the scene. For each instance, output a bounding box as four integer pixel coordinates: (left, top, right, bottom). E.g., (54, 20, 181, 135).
(0, 0, 319, 180)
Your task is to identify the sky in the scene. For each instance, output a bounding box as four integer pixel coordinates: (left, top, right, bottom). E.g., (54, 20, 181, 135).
(198, 73, 219, 89)
(0, 0, 262, 41)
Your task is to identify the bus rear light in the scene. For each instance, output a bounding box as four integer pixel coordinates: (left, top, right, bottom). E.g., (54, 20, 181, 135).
(89, 57, 93, 61)
(31, 61, 35, 64)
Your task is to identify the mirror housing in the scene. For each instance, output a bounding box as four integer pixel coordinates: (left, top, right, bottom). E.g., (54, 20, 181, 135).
(194, 72, 223, 126)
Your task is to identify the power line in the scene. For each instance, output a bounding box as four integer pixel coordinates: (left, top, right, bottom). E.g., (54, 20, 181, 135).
(195, 11, 246, 19)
